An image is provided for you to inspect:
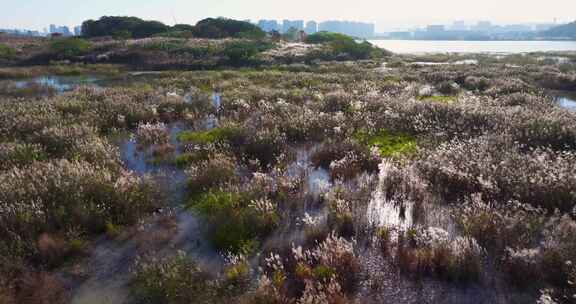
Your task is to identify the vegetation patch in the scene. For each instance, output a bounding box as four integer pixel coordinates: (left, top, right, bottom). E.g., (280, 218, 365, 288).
(49, 38, 91, 58)
(355, 130, 417, 158)
(417, 95, 457, 104)
(189, 190, 277, 253)
(0, 44, 16, 59)
(132, 253, 215, 303)
(177, 126, 245, 144)
(306, 31, 389, 60)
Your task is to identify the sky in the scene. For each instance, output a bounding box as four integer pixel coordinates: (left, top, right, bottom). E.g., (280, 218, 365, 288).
(1, 0, 575, 32)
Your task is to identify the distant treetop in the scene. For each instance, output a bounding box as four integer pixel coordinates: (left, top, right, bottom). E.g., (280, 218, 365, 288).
(81, 16, 170, 39)
(193, 18, 265, 39)
(81, 16, 265, 40)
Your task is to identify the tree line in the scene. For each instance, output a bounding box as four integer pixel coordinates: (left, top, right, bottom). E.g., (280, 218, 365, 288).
(81, 16, 265, 39)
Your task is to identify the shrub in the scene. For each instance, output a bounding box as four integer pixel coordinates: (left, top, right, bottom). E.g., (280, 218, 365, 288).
(456, 195, 545, 252)
(292, 233, 360, 295)
(305, 32, 387, 60)
(186, 154, 237, 196)
(135, 122, 170, 146)
(0, 142, 47, 170)
(436, 81, 460, 95)
(306, 32, 354, 44)
(0, 43, 16, 59)
(223, 41, 273, 66)
(33, 124, 119, 166)
(191, 190, 278, 253)
(49, 38, 91, 58)
(397, 227, 483, 282)
(463, 76, 490, 91)
(242, 128, 286, 169)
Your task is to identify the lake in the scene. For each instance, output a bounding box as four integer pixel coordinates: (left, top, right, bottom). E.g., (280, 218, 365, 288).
(369, 40, 576, 54)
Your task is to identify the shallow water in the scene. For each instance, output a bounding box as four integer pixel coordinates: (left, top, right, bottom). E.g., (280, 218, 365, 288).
(556, 93, 576, 111)
(0, 73, 157, 97)
(287, 145, 331, 198)
(13, 75, 100, 92)
(68, 120, 224, 304)
(410, 59, 478, 66)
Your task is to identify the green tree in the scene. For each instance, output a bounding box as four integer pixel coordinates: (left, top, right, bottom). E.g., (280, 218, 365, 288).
(81, 16, 170, 38)
(194, 18, 265, 39)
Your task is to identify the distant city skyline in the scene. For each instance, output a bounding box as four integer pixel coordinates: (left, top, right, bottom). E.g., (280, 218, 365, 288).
(1, 0, 574, 33)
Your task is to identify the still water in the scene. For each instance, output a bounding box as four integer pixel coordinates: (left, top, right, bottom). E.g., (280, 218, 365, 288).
(370, 40, 576, 54)
(555, 93, 576, 111)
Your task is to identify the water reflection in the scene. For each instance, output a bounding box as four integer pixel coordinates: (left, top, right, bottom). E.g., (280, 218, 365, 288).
(287, 146, 331, 198)
(0, 73, 159, 97)
(13, 75, 100, 93)
(556, 94, 576, 111)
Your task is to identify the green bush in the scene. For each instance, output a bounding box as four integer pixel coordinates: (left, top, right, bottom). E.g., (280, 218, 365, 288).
(306, 31, 387, 60)
(50, 38, 91, 57)
(190, 191, 277, 253)
(0, 44, 16, 59)
(223, 41, 273, 65)
(306, 32, 353, 44)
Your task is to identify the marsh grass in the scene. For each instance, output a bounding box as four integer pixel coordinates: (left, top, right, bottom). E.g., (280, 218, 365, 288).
(417, 95, 457, 104)
(177, 126, 245, 144)
(2, 53, 576, 303)
(132, 252, 215, 304)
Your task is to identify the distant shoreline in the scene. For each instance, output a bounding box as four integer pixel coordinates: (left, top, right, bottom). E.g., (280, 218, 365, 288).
(369, 38, 576, 42)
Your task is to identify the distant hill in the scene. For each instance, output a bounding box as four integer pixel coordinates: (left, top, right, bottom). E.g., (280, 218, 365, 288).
(542, 21, 576, 39)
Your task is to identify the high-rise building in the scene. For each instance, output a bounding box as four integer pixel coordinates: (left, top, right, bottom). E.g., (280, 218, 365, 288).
(59, 26, 71, 36)
(257, 20, 280, 32)
(451, 21, 467, 31)
(318, 21, 375, 38)
(305, 21, 318, 34)
(282, 20, 304, 33)
(49, 24, 57, 34)
(473, 21, 494, 32)
(426, 25, 445, 32)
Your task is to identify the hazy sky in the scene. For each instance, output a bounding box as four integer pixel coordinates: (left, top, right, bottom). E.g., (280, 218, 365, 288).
(1, 0, 575, 32)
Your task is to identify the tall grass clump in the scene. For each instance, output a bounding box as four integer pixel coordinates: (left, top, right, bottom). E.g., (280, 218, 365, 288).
(0, 160, 159, 264)
(190, 191, 278, 253)
(248, 233, 360, 303)
(396, 227, 484, 282)
(419, 135, 576, 212)
(132, 252, 216, 304)
(0, 142, 47, 170)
